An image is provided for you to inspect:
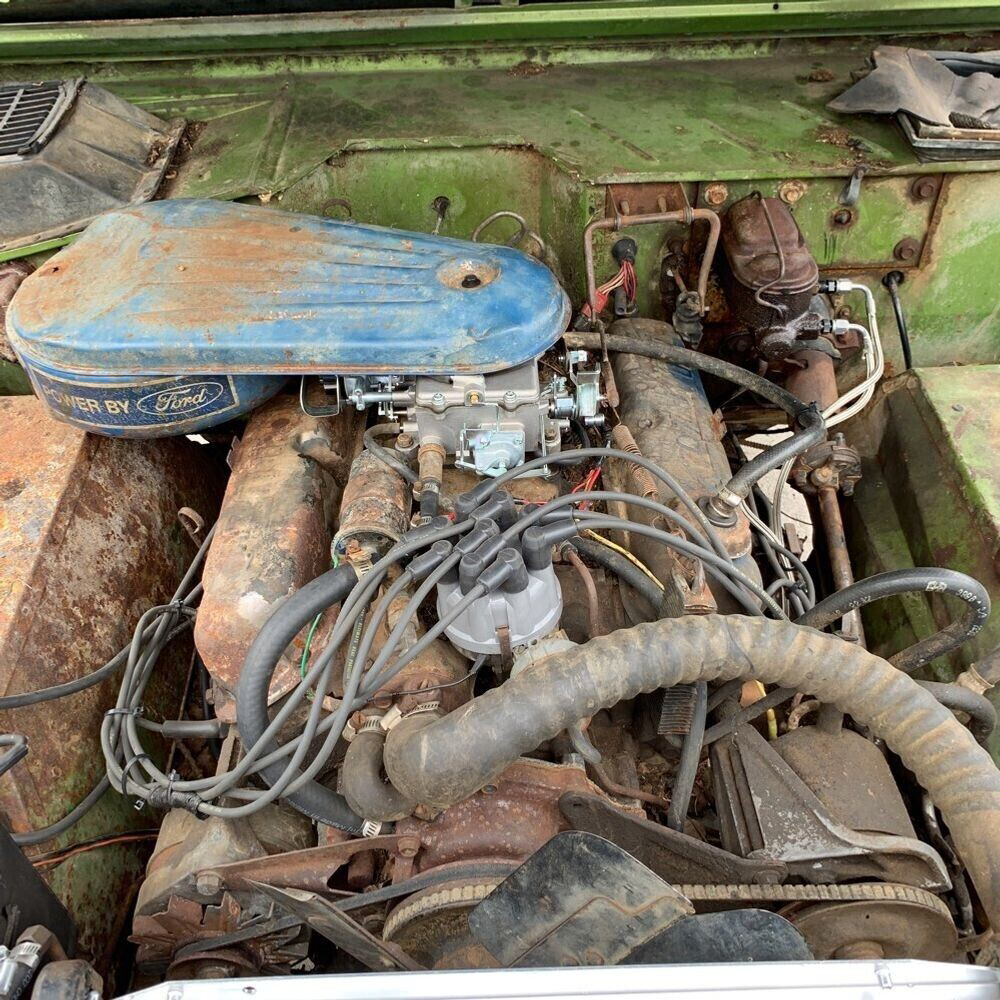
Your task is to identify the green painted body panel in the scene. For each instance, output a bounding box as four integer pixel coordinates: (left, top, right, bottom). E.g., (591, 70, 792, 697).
(848, 367, 1000, 760)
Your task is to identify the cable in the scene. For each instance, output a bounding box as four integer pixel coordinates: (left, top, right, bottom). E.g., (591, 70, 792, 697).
(0, 734, 27, 778)
(0, 528, 214, 710)
(13, 776, 111, 848)
(363, 423, 418, 485)
(31, 829, 160, 871)
(883, 271, 913, 371)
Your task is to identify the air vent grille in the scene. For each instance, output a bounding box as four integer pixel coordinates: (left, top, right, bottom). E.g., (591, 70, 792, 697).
(0, 82, 70, 158)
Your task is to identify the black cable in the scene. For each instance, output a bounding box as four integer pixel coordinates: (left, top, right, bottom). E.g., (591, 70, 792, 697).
(702, 687, 797, 745)
(0, 734, 27, 778)
(363, 423, 419, 485)
(13, 776, 111, 848)
(666, 681, 707, 831)
(883, 271, 913, 371)
(795, 567, 990, 673)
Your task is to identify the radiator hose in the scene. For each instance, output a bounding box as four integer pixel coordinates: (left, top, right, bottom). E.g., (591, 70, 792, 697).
(382, 615, 1000, 929)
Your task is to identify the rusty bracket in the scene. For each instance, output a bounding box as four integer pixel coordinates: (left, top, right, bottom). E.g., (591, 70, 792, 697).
(210, 834, 401, 894)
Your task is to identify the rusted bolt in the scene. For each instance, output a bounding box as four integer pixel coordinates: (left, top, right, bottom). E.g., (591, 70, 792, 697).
(778, 180, 807, 204)
(910, 175, 938, 201)
(346, 538, 361, 554)
(396, 433, 414, 449)
(831, 208, 854, 228)
(482, 784, 498, 795)
(466, 390, 483, 405)
(703, 183, 729, 207)
(196, 872, 222, 896)
(893, 237, 921, 263)
(397, 836, 421, 858)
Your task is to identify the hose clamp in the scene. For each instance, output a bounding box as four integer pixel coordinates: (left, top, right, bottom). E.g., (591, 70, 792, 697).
(361, 819, 382, 838)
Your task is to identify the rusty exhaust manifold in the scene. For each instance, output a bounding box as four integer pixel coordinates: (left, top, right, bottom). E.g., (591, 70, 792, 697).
(381, 615, 1000, 930)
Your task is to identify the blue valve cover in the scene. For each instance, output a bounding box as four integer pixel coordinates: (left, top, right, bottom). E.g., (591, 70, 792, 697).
(8, 199, 570, 438)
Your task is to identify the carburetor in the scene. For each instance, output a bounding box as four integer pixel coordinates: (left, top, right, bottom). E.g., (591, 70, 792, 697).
(333, 349, 602, 478)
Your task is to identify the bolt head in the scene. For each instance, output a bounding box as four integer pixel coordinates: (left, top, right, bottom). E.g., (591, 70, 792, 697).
(196, 872, 222, 896)
(397, 835, 421, 858)
(704, 182, 729, 207)
(778, 180, 807, 204)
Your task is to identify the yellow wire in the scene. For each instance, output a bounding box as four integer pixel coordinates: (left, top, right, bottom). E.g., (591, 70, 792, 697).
(754, 680, 779, 740)
(582, 530, 665, 591)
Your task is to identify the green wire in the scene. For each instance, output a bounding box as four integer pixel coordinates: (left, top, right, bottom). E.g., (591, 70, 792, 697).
(300, 554, 339, 678)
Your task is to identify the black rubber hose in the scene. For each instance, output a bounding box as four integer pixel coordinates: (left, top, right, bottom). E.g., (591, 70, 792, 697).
(566, 537, 666, 617)
(564, 324, 813, 417)
(564, 324, 826, 508)
(917, 681, 997, 747)
(342, 731, 415, 822)
(236, 562, 366, 833)
(666, 681, 707, 831)
(381, 615, 1000, 929)
(364, 423, 419, 485)
(795, 567, 991, 673)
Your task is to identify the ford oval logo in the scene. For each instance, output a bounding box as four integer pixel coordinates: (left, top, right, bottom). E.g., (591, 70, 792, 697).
(137, 381, 225, 416)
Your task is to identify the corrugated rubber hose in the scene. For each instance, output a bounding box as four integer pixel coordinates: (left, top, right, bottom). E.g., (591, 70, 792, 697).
(382, 615, 1000, 929)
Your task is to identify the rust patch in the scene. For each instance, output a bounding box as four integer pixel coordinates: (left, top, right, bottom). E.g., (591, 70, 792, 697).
(195, 394, 362, 719)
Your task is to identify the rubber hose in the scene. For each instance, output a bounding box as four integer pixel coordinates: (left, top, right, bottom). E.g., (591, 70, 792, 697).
(917, 680, 997, 747)
(364, 424, 419, 485)
(567, 537, 666, 617)
(565, 324, 811, 416)
(236, 562, 366, 833)
(342, 730, 415, 822)
(723, 405, 825, 503)
(564, 324, 826, 505)
(382, 615, 1000, 929)
(795, 568, 991, 673)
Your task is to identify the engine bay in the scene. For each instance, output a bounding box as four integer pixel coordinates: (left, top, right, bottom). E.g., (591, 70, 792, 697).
(1, 20, 1000, 996)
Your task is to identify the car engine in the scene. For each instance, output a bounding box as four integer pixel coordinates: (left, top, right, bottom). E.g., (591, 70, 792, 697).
(2, 184, 999, 991)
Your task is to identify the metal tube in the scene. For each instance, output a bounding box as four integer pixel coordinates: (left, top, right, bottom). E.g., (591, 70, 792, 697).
(583, 208, 720, 318)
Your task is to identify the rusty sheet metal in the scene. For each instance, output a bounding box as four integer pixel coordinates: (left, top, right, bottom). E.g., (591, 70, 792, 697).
(7, 199, 571, 377)
(0, 394, 224, 960)
(195, 394, 361, 719)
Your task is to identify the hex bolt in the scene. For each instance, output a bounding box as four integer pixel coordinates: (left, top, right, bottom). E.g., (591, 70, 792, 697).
(396, 433, 414, 449)
(892, 236, 920, 264)
(503, 389, 518, 409)
(196, 871, 222, 896)
(893, 237, 921, 263)
(910, 175, 938, 201)
(397, 836, 421, 858)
